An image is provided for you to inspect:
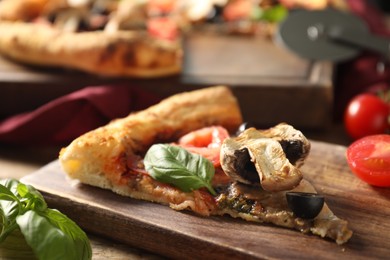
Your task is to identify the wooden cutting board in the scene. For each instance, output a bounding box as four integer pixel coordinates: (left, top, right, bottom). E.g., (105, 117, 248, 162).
(21, 140, 390, 259)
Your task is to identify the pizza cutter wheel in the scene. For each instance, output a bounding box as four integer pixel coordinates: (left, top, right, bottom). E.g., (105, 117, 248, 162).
(275, 8, 390, 62)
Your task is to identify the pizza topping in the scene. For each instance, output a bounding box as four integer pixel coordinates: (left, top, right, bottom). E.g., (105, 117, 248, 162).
(286, 192, 325, 219)
(144, 144, 217, 195)
(220, 124, 310, 191)
(215, 180, 352, 245)
(215, 182, 313, 232)
(176, 126, 229, 167)
(257, 123, 311, 168)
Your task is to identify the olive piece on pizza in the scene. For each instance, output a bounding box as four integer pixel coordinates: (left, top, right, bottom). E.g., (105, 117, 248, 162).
(286, 192, 325, 219)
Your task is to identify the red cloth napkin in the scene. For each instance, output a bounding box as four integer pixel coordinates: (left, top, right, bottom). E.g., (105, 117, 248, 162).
(0, 85, 161, 145)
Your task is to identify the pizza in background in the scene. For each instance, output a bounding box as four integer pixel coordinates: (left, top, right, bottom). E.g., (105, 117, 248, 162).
(0, 0, 347, 77)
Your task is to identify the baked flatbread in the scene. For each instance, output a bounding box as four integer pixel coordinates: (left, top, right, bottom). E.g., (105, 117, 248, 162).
(59, 86, 353, 244)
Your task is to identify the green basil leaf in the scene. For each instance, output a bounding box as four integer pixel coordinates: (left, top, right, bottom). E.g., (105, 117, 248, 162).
(17, 183, 47, 212)
(17, 209, 92, 260)
(0, 227, 36, 259)
(0, 180, 21, 242)
(0, 179, 92, 260)
(144, 144, 217, 195)
(45, 209, 92, 260)
(0, 179, 20, 200)
(254, 5, 288, 23)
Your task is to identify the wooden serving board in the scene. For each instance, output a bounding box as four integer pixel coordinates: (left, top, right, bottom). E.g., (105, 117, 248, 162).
(21, 140, 390, 259)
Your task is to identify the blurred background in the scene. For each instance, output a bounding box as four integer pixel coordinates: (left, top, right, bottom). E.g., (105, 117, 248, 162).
(0, 0, 389, 172)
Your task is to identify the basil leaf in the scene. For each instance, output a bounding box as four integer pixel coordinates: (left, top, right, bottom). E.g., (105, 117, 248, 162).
(0, 180, 21, 242)
(0, 179, 92, 260)
(144, 144, 217, 195)
(253, 5, 288, 23)
(45, 209, 92, 259)
(17, 210, 77, 260)
(17, 183, 47, 212)
(0, 227, 36, 259)
(17, 209, 91, 260)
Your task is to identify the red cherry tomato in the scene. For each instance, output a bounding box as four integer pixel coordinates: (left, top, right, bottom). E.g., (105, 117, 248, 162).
(344, 93, 389, 140)
(346, 134, 390, 187)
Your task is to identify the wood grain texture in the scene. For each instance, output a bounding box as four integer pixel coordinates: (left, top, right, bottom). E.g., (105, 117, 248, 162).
(20, 140, 390, 259)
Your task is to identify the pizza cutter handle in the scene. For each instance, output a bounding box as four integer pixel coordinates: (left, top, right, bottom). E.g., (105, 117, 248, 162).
(328, 27, 390, 60)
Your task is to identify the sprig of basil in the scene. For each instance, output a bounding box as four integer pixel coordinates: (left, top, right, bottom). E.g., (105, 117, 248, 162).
(0, 179, 92, 260)
(144, 144, 217, 196)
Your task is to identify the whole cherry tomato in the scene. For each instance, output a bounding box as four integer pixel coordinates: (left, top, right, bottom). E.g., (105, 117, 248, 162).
(346, 134, 390, 187)
(344, 93, 389, 140)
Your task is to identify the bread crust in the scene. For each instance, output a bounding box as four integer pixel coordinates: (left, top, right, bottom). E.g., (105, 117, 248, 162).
(0, 21, 182, 77)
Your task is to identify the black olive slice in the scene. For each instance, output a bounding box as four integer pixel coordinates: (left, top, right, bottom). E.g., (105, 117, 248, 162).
(286, 192, 325, 219)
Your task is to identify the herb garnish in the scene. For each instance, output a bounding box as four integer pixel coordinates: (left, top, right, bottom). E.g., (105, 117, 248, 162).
(251, 4, 288, 23)
(0, 179, 92, 260)
(144, 144, 217, 196)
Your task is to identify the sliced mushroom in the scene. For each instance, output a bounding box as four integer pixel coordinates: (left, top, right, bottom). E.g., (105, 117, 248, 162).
(220, 124, 310, 192)
(258, 123, 311, 168)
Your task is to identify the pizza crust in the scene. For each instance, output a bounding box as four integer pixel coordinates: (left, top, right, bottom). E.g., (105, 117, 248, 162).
(0, 21, 182, 77)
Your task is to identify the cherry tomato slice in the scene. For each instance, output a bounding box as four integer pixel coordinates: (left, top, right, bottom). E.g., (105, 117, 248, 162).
(346, 134, 390, 187)
(178, 126, 230, 167)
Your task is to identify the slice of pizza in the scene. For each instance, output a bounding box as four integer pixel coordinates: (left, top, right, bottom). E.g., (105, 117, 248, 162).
(0, 0, 347, 77)
(59, 86, 353, 245)
(0, 21, 181, 77)
(0, 0, 182, 77)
